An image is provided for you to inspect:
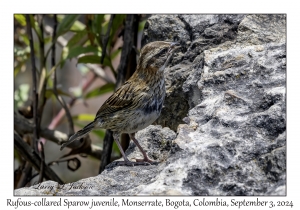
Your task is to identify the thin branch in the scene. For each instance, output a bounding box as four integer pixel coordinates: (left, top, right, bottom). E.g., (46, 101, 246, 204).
(14, 131, 63, 184)
(26, 15, 39, 153)
(101, 14, 114, 64)
(16, 162, 32, 189)
(99, 130, 113, 173)
(38, 15, 45, 76)
(51, 14, 75, 136)
(86, 64, 113, 83)
(38, 142, 45, 183)
(37, 15, 48, 137)
(115, 14, 139, 88)
(51, 14, 57, 84)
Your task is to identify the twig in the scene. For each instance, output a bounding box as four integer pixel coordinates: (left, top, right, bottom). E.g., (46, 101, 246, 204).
(115, 14, 139, 88)
(14, 131, 63, 184)
(16, 162, 32, 189)
(51, 14, 75, 136)
(38, 15, 45, 77)
(101, 14, 114, 64)
(26, 15, 39, 153)
(38, 142, 45, 183)
(99, 130, 113, 173)
(37, 15, 47, 129)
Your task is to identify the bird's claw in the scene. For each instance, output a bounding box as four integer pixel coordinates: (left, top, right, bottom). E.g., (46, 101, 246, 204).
(115, 159, 158, 166)
(136, 158, 159, 165)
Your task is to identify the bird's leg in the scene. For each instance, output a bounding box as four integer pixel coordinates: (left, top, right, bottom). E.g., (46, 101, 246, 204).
(129, 133, 158, 165)
(113, 132, 149, 166)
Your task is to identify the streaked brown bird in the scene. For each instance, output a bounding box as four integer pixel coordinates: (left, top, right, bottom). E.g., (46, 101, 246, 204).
(61, 41, 180, 166)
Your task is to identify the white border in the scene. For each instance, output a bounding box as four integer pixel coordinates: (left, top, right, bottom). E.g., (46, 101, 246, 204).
(2, 0, 299, 209)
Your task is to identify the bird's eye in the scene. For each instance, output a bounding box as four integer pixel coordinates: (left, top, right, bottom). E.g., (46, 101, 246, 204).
(155, 48, 168, 57)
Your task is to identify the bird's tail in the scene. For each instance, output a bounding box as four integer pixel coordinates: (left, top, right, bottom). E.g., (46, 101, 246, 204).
(60, 121, 96, 150)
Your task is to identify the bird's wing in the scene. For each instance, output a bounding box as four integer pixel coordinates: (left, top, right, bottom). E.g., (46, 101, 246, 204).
(95, 81, 139, 118)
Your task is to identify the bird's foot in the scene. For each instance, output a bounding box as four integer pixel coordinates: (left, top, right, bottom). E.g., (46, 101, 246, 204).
(136, 158, 159, 165)
(115, 160, 151, 166)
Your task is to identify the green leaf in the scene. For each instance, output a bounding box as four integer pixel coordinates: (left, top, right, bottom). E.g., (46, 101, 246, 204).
(70, 20, 85, 31)
(44, 37, 52, 44)
(73, 114, 95, 122)
(67, 31, 87, 49)
(56, 15, 81, 38)
(139, 19, 147, 32)
(110, 14, 126, 42)
(84, 83, 115, 99)
(45, 88, 73, 99)
(60, 45, 101, 68)
(29, 15, 42, 41)
(14, 62, 26, 77)
(93, 15, 105, 35)
(46, 61, 62, 79)
(20, 34, 29, 46)
(67, 46, 100, 59)
(14, 14, 26, 26)
(77, 55, 100, 64)
(60, 47, 69, 67)
(101, 15, 110, 34)
(14, 64, 21, 77)
(103, 57, 114, 71)
(110, 49, 121, 60)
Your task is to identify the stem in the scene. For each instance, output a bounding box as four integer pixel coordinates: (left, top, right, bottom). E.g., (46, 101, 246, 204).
(38, 142, 45, 183)
(16, 162, 32, 189)
(26, 14, 39, 153)
(52, 14, 75, 136)
(101, 14, 114, 64)
(37, 15, 47, 134)
(99, 130, 113, 173)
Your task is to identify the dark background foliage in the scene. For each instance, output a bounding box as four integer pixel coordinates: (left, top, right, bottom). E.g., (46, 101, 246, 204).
(14, 14, 148, 188)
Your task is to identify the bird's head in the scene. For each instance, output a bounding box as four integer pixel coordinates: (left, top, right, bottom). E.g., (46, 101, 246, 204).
(137, 41, 181, 73)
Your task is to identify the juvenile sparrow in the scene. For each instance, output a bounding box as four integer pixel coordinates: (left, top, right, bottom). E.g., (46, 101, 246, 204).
(61, 41, 180, 166)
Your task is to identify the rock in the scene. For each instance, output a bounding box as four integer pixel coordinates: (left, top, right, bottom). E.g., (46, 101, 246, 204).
(145, 14, 247, 130)
(15, 14, 286, 196)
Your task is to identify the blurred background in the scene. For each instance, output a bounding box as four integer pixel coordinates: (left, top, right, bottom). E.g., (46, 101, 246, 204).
(14, 14, 149, 188)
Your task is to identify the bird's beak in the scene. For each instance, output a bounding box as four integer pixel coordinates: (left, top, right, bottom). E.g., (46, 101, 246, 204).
(168, 42, 181, 55)
(159, 42, 181, 72)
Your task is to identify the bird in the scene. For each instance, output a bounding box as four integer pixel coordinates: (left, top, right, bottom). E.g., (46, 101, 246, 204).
(61, 41, 180, 166)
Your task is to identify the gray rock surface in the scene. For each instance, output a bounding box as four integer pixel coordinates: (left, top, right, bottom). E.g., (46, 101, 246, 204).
(15, 14, 286, 196)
